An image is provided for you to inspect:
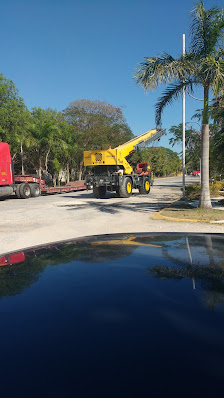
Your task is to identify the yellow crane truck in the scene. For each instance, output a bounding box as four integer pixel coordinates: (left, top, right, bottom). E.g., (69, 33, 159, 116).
(83, 128, 165, 198)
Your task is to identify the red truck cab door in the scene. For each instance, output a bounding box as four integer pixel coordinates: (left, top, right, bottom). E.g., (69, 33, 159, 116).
(0, 143, 13, 185)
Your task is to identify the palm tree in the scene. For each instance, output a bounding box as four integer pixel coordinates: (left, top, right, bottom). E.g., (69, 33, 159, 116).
(135, 1, 224, 208)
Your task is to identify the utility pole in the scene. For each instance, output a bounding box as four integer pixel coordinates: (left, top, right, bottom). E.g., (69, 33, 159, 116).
(182, 33, 186, 200)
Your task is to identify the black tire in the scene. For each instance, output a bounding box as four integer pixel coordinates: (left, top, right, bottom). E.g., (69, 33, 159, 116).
(15, 184, 21, 199)
(139, 177, 150, 195)
(93, 186, 106, 199)
(115, 188, 120, 197)
(119, 177, 132, 198)
(30, 183, 41, 197)
(19, 183, 31, 199)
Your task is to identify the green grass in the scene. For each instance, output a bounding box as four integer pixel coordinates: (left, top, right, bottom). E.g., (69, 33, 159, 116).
(160, 202, 224, 222)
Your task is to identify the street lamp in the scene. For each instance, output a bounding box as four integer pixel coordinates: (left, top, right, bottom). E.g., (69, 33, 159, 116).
(182, 34, 186, 199)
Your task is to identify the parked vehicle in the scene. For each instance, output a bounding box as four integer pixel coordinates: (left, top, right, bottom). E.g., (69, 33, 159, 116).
(0, 142, 86, 199)
(193, 170, 200, 176)
(84, 128, 165, 198)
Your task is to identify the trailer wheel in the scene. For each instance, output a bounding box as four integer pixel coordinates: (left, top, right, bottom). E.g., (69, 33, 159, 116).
(139, 177, 150, 195)
(19, 183, 31, 199)
(119, 177, 132, 198)
(30, 183, 41, 197)
(93, 186, 106, 199)
(16, 184, 21, 198)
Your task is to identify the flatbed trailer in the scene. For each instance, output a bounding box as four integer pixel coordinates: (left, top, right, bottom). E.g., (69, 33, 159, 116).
(14, 175, 86, 196)
(41, 181, 86, 194)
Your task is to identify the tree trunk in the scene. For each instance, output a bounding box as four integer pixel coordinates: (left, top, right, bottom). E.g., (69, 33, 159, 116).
(66, 163, 70, 184)
(78, 160, 84, 181)
(45, 149, 51, 172)
(38, 156, 42, 178)
(199, 124, 212, 209)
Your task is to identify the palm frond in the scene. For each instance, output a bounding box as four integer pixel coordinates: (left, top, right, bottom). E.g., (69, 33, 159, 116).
(190, 1, 224, 57)
(197, 49, 224, 95)
(155, 80, 197, 126)
(134, 53, 195, 91)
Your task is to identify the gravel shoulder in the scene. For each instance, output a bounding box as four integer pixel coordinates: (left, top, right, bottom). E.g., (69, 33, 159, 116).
(0, 176, 223, 255)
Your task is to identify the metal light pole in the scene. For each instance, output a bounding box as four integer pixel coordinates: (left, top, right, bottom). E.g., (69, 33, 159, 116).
(182, 33, 186, 200)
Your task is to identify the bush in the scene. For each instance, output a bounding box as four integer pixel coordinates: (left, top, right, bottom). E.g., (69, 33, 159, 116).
(185, 185, 201, 200)
(185, 182, 224, 200)
(210, 181, 224, 196)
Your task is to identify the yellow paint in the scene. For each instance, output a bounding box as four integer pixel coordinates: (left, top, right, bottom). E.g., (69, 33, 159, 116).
(145, 181, 150, 191)
(127, 181, 132, 194)
(91, 236, 162, 247)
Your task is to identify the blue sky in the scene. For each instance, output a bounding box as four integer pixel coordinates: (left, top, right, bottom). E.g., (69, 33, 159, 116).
(0, 0, 221, 153)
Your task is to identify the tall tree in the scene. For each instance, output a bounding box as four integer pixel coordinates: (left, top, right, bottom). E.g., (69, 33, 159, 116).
(0, 73, 31, 157)
(29, 108, 64, 177)
(135, 1, 224, 208)
(63, 99, 133, 180)
(131, 147, 181, 177)
(210, 96, 224, 174)
(169, 124, 201, 171)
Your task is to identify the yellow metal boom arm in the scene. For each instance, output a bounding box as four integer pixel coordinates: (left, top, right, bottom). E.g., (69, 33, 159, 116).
(84, 128, 165, 174)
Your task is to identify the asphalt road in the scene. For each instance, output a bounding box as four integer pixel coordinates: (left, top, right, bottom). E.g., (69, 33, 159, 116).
(0, 175, 223, 255)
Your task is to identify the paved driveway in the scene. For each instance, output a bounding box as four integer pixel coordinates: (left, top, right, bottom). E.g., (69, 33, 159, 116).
(0, 175, 223, 255)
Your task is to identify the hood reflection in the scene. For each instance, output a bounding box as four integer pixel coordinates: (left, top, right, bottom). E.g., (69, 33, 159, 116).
(0, 234, 224, 309)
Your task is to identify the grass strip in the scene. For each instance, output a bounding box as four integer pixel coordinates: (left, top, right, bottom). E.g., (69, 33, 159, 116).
(160, 202, 224, 222)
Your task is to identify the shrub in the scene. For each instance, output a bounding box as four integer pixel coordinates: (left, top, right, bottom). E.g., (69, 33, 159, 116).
(185, 185, 201, 200)
(185, 182, 224, 200)
(210, 181, 224, 196)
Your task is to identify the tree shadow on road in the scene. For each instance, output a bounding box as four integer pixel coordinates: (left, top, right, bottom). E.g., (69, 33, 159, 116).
(58, 200, 172, 215)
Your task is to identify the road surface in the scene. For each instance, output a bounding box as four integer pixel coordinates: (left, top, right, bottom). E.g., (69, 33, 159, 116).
(0, 175, 223, 255)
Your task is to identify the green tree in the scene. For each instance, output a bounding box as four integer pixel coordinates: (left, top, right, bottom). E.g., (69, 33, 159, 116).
(0, 73, 31, 158)
(135, 1, 224, 208)
(131, 147, 181, 176)
(169, 124, 201, 171)
(29, 107, 64, 177)
(63, 99, 133, 180)
(210, 96, 224, 174)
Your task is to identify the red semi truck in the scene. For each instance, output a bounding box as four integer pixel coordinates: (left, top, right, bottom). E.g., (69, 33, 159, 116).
(0, 142, 86, 199)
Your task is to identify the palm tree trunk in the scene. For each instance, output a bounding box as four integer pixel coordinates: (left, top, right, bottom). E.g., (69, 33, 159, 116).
(199, 124, 212, 208)
(199, 86, 212, 209)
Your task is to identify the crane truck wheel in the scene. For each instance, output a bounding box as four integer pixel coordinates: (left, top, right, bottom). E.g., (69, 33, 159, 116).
(139, 177, 150, 195)
(30, 183, 41, 197)
(119, 177, 132, 198)
(19, 183, 31, 199)
(93, 186, 106, 199)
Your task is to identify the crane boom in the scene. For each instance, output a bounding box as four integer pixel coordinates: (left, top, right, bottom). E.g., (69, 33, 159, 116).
(84, 128, 165, 174)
